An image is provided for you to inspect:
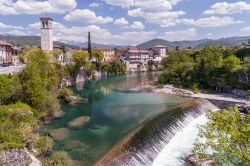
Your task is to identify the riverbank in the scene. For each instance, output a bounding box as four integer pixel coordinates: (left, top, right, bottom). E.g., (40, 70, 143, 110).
(131, 84, 249, 105)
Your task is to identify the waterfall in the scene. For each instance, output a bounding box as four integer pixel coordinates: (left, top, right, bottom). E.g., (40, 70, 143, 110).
(152, 114, 208, 166)
(95, 99, 217, 166)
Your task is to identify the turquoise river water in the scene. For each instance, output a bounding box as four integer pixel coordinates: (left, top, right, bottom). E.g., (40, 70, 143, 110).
(41, 72, 189, 165)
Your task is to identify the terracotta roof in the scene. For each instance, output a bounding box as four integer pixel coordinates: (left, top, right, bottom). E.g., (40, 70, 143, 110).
(154, 45, 167, 48)
(0, 40, 12, 46)
(139, 50, 149, 53)
(99, 48, 114, 51)
(11, 46, 21, 50)
(128, 50, 139, 53)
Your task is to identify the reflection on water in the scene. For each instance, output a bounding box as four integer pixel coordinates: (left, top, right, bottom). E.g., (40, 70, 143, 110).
(41, 72, 188, 165)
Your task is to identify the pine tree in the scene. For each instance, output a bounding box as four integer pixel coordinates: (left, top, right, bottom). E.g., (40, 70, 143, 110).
(88, 32, 92, 60)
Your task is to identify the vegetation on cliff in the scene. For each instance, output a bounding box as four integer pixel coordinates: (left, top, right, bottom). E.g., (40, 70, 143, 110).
(194, 107, 250, 165)
(0, 46, 125, 164)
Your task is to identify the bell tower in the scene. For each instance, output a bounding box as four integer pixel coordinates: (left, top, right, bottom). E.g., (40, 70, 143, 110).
(40, 16, 53, 51)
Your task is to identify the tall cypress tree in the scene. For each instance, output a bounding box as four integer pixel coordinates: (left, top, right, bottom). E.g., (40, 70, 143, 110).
(88, 32, 92, 60)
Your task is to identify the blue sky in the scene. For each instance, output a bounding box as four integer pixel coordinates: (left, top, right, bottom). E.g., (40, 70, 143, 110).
(1, 0, 250, 45)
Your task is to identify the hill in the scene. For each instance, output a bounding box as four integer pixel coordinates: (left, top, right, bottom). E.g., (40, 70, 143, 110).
(0, 35, 78, 48)
(137, 36, 250, 49)
(1, 35, 250, 50)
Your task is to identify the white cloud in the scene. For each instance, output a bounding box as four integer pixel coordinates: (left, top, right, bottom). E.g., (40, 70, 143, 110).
(102, 0, 133, 8)
(164, 28, 197, 41)
(174, 16, 242, 27)
(0, 22, 23, 29)
(204, 1, 250, 15)
(129, 21, 145, 30)
(169, 0, 183, 5)
(133, 0, 172, 11)
(114, 17, 129, 25)
(0, 0, 77, 15)
(240, 26, 250, 33)
(128, 8, 185, 26)
(106, 0, 185, 28)
(64, 9, 113, 24)
(8, 29, 27, 36)
(103, 0, 183, 10)
(29, 21, 156, 45)
(111, 31, 157, 45)
(89, 2, 102, 8)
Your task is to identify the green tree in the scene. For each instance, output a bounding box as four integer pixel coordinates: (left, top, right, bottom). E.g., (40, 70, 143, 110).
(148, 60, 154, 71)
(73, 51, 89, 70)
(194, 107, 250, 165)
(92, 48, 104, 70)
(161, 51, 195, 87)
(197, 45, 224, 87)
(48, 49, 63, 63)
(71, 50, 90, 77)
(222, 55, 241, 86)
(0, 74, 22, 105)
(20, 47, 60, 113)
(101, 62, 111, 72)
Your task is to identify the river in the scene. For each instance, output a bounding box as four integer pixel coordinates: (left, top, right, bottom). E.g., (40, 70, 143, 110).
(41, 72, 190, 165)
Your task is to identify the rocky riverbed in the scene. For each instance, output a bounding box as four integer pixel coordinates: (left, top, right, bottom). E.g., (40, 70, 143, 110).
(0, 148, 32, 166)
(184, 154, 215, 166)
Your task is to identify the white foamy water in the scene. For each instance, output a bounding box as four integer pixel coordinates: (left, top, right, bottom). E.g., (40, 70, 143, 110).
(152, 114, 208, 166)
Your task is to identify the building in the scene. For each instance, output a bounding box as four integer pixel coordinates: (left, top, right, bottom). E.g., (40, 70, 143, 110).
(153, 45, 167, 59)
(124, 45, 168, 72)
(0, 40, 20, 65)
(125, 48, 149, 72)
(40, 16, 53, 51)
(99, 48, 115, 62)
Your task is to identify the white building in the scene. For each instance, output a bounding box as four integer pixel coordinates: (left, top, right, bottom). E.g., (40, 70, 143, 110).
(125, 48, 149, 72)
(40, 16, 53, 51)
(0, 40, 20, 65)
(153, 45, 167, 59)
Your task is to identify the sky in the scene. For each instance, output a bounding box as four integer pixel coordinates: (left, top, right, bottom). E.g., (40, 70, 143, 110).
(1, 0, 250, 45)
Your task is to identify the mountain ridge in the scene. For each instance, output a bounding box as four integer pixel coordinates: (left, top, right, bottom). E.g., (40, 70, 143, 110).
(137, 36, 250, 49)
(0, 35, 250, 49)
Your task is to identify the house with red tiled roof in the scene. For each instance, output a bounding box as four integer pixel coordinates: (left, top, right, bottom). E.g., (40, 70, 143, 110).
(0, 40, 21, 65)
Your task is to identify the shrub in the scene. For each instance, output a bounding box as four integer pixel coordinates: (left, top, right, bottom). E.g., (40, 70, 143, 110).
(194, 107, 250, 165)
(0, 103, 39, 150)
(50, 151, 70, 166)
(37, 136, 53, 155)
(192, 83, 199, 94)
(59, 87, 74, 99)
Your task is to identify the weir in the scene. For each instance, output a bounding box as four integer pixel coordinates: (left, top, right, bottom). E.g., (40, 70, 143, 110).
(95, 99, 217, 166)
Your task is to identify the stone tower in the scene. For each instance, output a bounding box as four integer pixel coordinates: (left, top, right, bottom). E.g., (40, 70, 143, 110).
(40, 16, 53, 51)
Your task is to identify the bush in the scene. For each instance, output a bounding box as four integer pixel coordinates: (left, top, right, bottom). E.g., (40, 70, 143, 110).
(192, 83, 199, 94)
(0, 103, 39, 150)
(59, 87, 74, 99)
(42, 151, 71, 165)
(37, 136, 53, 155)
